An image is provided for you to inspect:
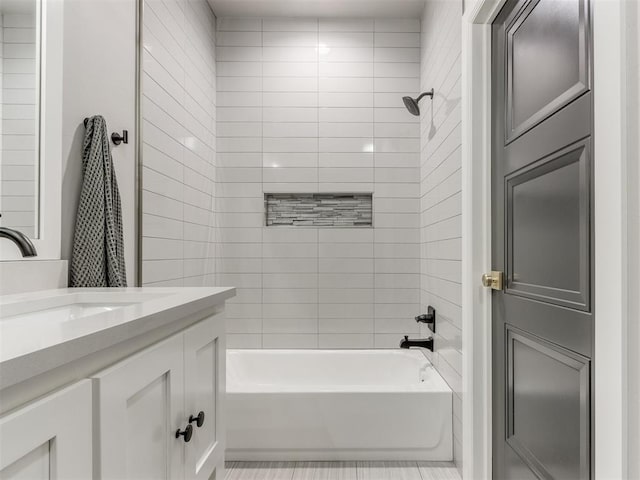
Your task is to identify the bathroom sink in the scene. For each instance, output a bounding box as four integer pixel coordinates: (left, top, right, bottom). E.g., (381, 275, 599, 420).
(0, 290, 168, 365)
(1, 301, 134, 323)
(0, 291, 164, 322)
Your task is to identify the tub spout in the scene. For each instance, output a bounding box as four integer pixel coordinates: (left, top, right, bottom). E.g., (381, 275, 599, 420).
(399, 335, 434, 352)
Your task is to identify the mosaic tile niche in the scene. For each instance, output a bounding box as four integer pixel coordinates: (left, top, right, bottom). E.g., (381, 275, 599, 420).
(265, 193, 373, 227)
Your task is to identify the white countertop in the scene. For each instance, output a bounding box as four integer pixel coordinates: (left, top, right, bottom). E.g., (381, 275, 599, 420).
(0, 287, 235, 389)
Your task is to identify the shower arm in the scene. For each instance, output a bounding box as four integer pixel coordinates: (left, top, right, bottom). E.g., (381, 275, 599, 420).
(416, 88, 435, 103)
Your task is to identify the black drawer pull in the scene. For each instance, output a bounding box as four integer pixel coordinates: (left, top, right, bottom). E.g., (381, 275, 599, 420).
(189, 411, 205, 428)
(175, 424, 193, 442)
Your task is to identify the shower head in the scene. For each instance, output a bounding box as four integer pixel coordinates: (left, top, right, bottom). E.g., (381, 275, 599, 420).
(402, 88, 434, 116)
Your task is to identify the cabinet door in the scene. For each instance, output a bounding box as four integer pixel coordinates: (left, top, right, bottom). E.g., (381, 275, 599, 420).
(93, 334, 185, 480)
(183, 314, 226, 480)
(0, 380, 92, 479)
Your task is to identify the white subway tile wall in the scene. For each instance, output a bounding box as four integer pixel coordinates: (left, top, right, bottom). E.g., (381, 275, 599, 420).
(0, 12, 38, 237)
(216, 17, 421, 350)
(141, 0, 217, 286)
(419, 0, 463, 472)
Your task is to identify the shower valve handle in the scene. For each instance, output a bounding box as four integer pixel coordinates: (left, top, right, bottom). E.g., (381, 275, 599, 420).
(415, 307, 435, 323)
(415, 306, 436, 333)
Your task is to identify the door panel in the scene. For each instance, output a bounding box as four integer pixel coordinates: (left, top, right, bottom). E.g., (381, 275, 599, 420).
(0, 443, 49, 479)
(93, 334, 184, 480)
(492, 0, 594, 478)
(0, 380, 92, 480)
(184, 314, 226, 480)
(506, 139, 591, 310)
(125, 375, 171, 479)
(506, 0, 590, 141)
(506, 327, 590, 480)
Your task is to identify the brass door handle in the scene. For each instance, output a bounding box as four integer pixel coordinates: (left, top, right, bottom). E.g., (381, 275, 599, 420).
(482, 271, 504, 290)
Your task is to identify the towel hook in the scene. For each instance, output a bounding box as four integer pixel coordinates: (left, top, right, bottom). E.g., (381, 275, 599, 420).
(83, 117, 129, 146)
(111, 131, 128, 145)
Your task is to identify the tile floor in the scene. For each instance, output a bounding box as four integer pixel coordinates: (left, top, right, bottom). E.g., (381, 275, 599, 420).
(225, 461, 461, 480)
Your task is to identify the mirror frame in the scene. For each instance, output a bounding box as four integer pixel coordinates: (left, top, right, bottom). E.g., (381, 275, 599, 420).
(0, 0, 62, 260)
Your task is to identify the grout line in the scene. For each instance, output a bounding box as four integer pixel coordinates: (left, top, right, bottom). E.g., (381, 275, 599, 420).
(259, 18, 264, 349)
(180, 6, 187, 288)
(316, 19, 320, 349)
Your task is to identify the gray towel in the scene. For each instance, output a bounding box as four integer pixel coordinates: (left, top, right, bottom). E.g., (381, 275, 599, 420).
(70, 116, 127, 287)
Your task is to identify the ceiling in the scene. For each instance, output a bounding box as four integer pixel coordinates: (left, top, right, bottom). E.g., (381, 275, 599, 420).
(207, 0, 426, 18)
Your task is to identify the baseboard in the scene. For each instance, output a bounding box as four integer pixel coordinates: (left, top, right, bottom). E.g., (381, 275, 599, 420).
(225, 448, 453, 462)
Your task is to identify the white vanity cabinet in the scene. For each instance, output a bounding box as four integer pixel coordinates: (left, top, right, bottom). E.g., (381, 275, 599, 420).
(92, 314, 225, 480)
(0, 287, 234, 480)
(0, 380, 92, 479)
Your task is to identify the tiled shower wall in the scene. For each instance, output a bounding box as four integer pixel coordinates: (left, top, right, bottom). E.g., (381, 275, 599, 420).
(419, 0, 463, 471)
(216, 17, 422, 349)
(140, 0, 218, 286)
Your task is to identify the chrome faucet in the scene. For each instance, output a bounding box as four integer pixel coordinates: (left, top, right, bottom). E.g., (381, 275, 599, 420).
(400, 335, 434, 352)
(0, 227, 37, 257)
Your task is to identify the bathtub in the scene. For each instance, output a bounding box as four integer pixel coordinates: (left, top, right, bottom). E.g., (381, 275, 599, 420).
(225, 349, 453, 461)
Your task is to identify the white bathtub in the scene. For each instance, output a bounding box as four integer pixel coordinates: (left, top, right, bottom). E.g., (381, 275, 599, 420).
(226, 349, 453, 461)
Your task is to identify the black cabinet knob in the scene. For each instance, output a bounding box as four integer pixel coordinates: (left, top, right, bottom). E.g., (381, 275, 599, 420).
(189, 411, 205, 428)
(175, 424, 193, 442)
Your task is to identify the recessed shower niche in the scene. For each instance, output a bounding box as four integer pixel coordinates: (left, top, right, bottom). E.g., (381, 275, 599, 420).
(265, 193, 373, 228)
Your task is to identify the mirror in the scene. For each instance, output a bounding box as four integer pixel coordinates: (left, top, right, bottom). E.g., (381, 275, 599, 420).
(0, 0, 40, 238)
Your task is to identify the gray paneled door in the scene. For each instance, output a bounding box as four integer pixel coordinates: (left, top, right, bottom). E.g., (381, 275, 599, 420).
(491, 0, 593, 478)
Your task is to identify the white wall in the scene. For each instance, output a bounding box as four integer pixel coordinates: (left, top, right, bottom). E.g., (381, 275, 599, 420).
(419, 0, 463, 471)
(628, 0, 640, 475)
(216, 17, 422, 349)
(0, 15, 3, 185)
(62, 0, 218, 287)
(140, 0, 218, 287)
(61, 0, 137, 285)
